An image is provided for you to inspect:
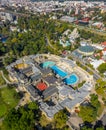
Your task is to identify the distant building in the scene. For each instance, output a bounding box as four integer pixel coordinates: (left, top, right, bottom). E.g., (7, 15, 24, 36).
(78, 45, 94, 56)
(10, 26, 17, 32)
(59, 39, 70, 47)
(92, 22, 104, 29)
(60, 16, 76, 23)
(101, 41, 106, 48)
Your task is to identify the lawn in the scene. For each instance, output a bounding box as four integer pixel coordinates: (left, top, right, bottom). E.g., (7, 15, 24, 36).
(97, 103, 105, 117)
(0, 73, 6, 86)
(0, 102, 7, 118)
(0, 87, 20, 118)
(1, 87, 19, 107)
(0, 121, 6, 130)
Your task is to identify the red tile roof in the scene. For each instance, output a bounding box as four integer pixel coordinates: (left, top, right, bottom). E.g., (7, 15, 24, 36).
(103, 48, 106, 51)
(101, 41, 106, 46)
(36, 82, 48, 91)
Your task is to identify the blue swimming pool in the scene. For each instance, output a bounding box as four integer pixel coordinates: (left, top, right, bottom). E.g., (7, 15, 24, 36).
(51, 65, 68, 78)
(40, 61, 55, 68)
(63, 73, 79, 85)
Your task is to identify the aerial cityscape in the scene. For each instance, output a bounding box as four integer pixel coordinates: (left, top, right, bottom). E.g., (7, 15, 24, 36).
(0, 0, 106, 130)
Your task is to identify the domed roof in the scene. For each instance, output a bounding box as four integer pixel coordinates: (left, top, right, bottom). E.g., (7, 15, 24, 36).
(79, 45, 94, 53)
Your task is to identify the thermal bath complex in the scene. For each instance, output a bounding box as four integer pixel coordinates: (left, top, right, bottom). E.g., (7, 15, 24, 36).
(6, 54, 94, 118)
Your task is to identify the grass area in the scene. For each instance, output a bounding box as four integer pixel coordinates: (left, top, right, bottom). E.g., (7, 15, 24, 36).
(95, 79, 106, 106)
(97, 103, 105, 117)
(0, 73, 6, 86)
(77, 81, 86, 88)
(0, 87, 20, 118)
(87, 64, 94, 69)
(0, 102, 7, 118)
(68, 56, 73, 60)
(0, 122, 6, 130)
(95, 84, 106, 98)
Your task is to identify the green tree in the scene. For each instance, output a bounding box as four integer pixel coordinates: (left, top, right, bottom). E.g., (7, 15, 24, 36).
(90, 94, 100, 110)
(81, 126, 93, 130)
(79, 106, 96, 122)
(3, 102, 41, 130)
(54, 110, 68, 129)
(98, 63, 106, 73)
(96, 127, 105, 130)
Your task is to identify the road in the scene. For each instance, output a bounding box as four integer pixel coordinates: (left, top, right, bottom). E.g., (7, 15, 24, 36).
(0, 9, 30, 17)
(68, 53, 101, 80)
(72, 24, 106, 37)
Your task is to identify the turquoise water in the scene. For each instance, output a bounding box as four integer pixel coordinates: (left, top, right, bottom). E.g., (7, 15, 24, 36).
(63, 74, 79, 85)
(66, 41, 70, 46)
(51, 65, 68, 78)
(40, 61, 55, 68)
(60, 40, 70, 47)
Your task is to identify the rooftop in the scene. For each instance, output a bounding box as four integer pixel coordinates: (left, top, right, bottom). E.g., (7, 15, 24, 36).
(26, 85, 39, 98)
(101, 41, 106, 46)
(79, 45, 94, 53)
(36, 81, 48, 91)
(43, 75, 57, 84)
(42, 86, 58, 99)
(15, 63, 28, 69)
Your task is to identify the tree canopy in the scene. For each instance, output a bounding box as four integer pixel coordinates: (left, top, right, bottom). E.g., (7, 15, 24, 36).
(90, 94, 100, 110)
(54, 109, 68, 129)
(3, 102, 41, 130)
(79, 94, 100, 123)
(98, 63, 106, 74)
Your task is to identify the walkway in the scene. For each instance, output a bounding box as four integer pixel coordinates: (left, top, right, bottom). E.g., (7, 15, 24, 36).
(0, 84, 7, 89)
(0, 70, 12, 84)
(0, 117, 4, 123)
(98, 108, 106, 120)
(45, 35, 56, 50)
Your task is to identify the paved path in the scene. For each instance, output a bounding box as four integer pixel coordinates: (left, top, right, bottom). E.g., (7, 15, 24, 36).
(97, 108, 106, 120)
(0, 84, 7, 89)
(0, 117, 4, 123)
(66, 120, 75, 130)
(0, 70, 12, 84)
(68, 53, 102, 80)
(45, 35, 56, 50)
